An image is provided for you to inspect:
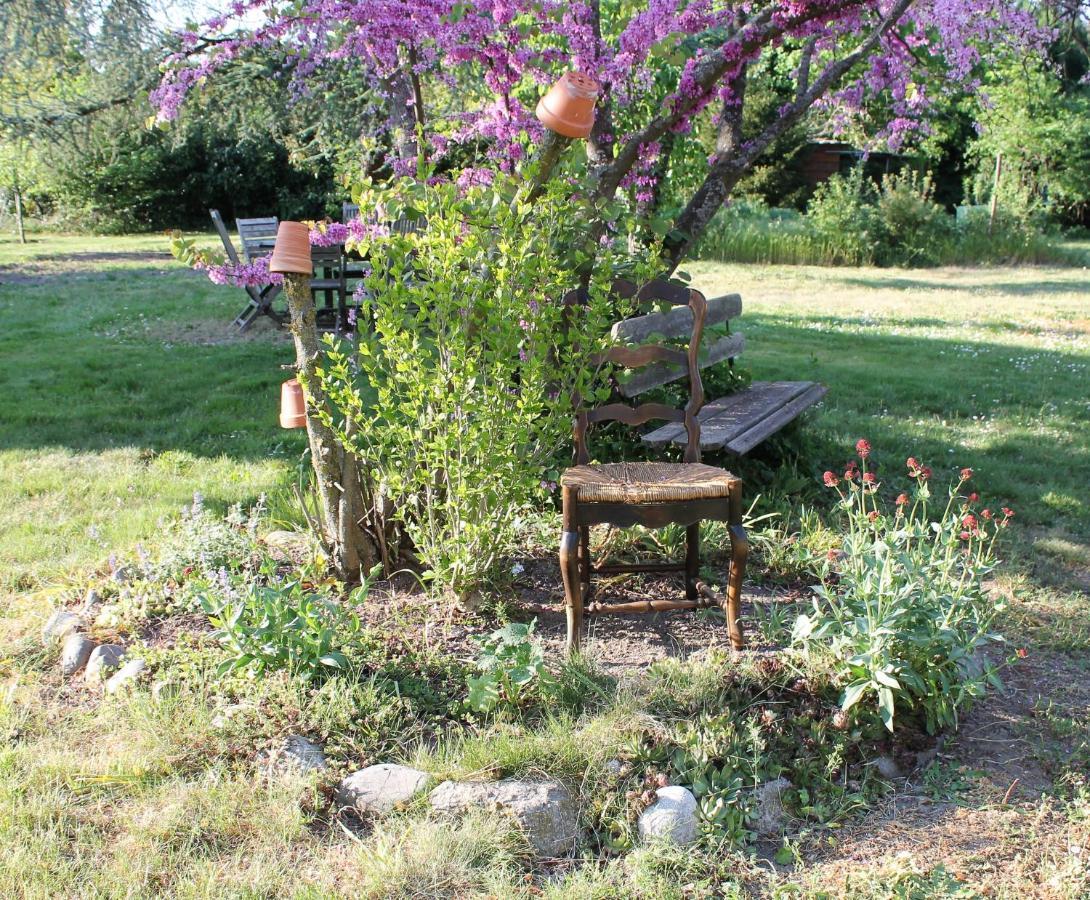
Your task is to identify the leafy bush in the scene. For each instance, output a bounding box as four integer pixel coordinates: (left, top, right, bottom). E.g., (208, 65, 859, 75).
(792, 442, 1010, 733)
(200, 575, 367, 681)
(465, 621, 555, 714)
(875, 171, 954, 266)
(807, 168, 882, 265)
(319, 174, 653, 601)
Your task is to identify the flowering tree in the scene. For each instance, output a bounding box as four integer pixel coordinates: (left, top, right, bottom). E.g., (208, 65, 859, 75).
(156, 0, 1039, 266)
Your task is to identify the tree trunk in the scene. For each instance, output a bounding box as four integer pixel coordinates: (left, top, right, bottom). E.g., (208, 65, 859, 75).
(12, 164, 25, 244)
(282, 272, 376, 581)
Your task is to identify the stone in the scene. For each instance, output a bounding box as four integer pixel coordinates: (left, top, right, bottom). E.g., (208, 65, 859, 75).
(42, 610, 83, 644)
(59, 633, 95, 676)
(262, 530, 313, 559)
(751, 777, 791, 837)
(637, 785, 699, 845)
(429, 778, 578, 856)
(80, 588, 103, 615)
(261, 735, 329, 777)
(336, 764, 428, 814)
(874, 755, 902, 780)
(105, 658, 146, 694)
(85, 644, 125, 683)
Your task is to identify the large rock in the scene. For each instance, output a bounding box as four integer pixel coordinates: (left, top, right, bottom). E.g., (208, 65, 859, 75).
(59, 633, 95, 676)
(751, 777, 791, 837)
(85, 644, 125, 683)
(42, 610, 83, 644)
(429, 778, 578, 857)
(105, 658, 146, 694)
(336, 764, 428, 814)
(637, 785, 699, 845)
(261, 735, 329, 777)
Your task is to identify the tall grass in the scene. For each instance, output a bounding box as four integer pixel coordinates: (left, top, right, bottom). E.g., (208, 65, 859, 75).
(696, 197, 1077, 268)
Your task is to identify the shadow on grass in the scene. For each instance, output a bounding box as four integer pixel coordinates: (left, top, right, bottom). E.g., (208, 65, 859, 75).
(831, 274, 1088, 296)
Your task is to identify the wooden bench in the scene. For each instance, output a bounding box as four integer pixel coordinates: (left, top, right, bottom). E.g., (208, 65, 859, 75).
(609, 292, 826, 454)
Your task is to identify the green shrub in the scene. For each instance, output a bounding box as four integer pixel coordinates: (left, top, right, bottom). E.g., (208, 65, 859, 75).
(807, 168, 881, 265)
(319, 174, 653, 602)
(464, 621, 555, 714)
(792, 442, 1010, 733)
(200, 575, 368, 681)
(875, 171, 954, 266)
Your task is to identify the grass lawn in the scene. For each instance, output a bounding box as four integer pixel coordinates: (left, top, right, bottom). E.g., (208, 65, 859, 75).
(1, 234, 1088, 897)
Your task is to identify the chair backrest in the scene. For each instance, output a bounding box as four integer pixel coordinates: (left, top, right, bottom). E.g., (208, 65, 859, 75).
(236, 216, 279, 262)
(571, 278, 708, 465)
(209, 209, 242, 266)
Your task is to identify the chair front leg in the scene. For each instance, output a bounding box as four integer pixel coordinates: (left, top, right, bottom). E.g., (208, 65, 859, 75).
(726, 522, 748, 650)
(560, 487, 583, 654)
(685, 523, 700, 600)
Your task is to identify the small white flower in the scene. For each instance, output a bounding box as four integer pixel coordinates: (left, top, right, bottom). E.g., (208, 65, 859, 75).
(510, 563, 525, 577)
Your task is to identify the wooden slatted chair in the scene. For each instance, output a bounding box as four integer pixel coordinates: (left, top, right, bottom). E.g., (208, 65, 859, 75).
(209, 209, 286, 331)
(236, 216, 279, 262)
(559, 278, 748, 654)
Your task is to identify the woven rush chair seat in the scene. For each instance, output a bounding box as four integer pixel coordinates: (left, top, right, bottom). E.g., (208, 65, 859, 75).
(562, 462, 739, 504)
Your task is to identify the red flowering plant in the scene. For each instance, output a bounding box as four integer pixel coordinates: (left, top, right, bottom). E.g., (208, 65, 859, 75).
(794, 442, 1012, 735)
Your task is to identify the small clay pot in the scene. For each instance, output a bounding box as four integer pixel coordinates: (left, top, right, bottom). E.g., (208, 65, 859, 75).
(279, 378, 306, 429)
(536, 71, 600, 139)
(269, 221, 313, 275)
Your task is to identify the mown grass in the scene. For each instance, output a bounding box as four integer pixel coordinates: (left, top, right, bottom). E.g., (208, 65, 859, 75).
(1, 234, 1088, 897)
(0, 233, 301, 592)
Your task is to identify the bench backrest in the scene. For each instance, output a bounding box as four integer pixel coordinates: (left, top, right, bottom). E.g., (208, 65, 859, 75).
(610, 292, 743, 398)
(571, 278, 708, 465)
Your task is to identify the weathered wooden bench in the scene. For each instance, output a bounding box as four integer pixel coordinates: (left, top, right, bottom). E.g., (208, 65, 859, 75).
(610, 291, 826, 454)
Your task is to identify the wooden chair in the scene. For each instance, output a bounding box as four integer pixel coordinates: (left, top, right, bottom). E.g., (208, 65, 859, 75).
(559, 279, 748, 654)
(236, 216, 279, 262)
(209, 209, 285, 331)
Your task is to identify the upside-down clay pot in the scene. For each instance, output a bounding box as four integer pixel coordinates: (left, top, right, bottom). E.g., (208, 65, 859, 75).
(279, 378, 307, 429)
(536, 71, 600, 139)
(268, 221, 313, 275)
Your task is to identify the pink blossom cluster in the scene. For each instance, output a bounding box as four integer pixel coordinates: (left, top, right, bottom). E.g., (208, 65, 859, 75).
(154, 1, 1043, 181)
(198, 256, 283, 288)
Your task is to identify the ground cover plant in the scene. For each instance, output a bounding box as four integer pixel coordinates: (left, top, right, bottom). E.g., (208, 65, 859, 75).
(2, 236, 1089, 897)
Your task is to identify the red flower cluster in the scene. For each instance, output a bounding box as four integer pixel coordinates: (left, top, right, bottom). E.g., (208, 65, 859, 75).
(855, 438, 872, 459)
(823, 471, 839, 487)
(960, 467, 973, 481)
(844, 460, 859, 481)
(895, 493, 909, 506)
(907, 457, 932, 480)
(862, 472, 877, 485)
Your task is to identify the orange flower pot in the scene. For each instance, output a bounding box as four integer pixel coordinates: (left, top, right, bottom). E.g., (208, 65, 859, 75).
(269, 221, 313, 275)
(279, 378, 307, 429)
(536, 71, 600, 139)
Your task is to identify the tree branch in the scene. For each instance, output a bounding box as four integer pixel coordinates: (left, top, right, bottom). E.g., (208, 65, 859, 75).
(663, 0, 915, 267)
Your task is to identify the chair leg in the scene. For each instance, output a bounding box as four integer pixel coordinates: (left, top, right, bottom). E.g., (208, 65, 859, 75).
(685, 523, 700, 600)
(725, 483, 747, 650)
(726, 524, 748, 650)
(579, 526, 591, 596)
(561, 487, 583, 654)
(561, 530, 582, 654)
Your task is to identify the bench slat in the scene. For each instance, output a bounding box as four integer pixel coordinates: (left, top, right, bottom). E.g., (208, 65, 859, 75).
(641, 380, 819, 450)
(617, 333, 745, 398)
(724, 383, 827, 455)
(611, 293, 741, 344)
